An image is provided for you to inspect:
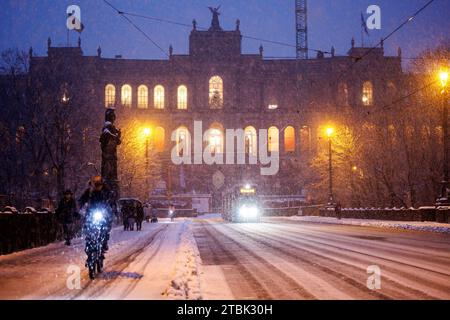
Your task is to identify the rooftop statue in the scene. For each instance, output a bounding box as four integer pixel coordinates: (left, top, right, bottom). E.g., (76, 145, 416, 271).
(208, 6, 222, 31)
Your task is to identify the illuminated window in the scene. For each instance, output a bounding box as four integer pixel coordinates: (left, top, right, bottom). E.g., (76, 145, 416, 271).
(154, 127, 165, 152)
(244, 126, 257, 156)
(268, 104, 278, 110)
(209, 76, 223, 109)
(284, 126, 295, 152)
(175, 126, 191, 157)
(338, 82, 349, 106)
(268, 126, 279, 153)
(154, 85, 165, 109)
(121, 84, 132, 107)
(105, 84, 116, 108)
(362, 81, 373, 106)
(300, 126, 311, 153)
(137, 85, 148, 109)
(177, 85, 187, 110)
(207, 127, 223, 153)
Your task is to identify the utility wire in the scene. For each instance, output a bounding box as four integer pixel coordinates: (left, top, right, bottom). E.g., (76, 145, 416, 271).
(331, 0, 436, 109)
(103, 0, 170, 59)
(382, 80, 437, 111)
(120, 10, 331, 54)
(104, 0, 437, 111)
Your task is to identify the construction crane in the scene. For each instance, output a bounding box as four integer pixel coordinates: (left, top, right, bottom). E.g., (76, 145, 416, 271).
(295, 0, 308, 59)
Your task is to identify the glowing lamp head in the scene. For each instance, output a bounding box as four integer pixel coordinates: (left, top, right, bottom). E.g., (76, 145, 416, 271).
(245, 184, 251, 190)
(326, 127, 334, 138)
(143, 127, 152, 137)
(439, 70, 449, 89)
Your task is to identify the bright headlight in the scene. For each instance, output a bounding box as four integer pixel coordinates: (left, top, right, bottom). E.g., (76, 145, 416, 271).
(92, 210, 104, 224)
(238, 205, 258, 219)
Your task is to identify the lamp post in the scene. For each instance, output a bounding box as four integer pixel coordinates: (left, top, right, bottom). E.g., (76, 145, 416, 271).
(437, 70, 449, 205)
(143, 127, 152, 198)
(326, 127, 335, 205)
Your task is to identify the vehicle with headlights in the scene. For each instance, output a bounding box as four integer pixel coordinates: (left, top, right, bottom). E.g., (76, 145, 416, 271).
(222, 184, 261, 223)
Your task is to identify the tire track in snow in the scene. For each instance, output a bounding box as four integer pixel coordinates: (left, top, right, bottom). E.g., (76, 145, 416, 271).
(69, 224, 168, 299)
(221, 223, 392, 300)
(242, 224, 450, 298)
(194, 222, 272, 299)
(199, 222, 316, 300)
(234, 224, 444, 299)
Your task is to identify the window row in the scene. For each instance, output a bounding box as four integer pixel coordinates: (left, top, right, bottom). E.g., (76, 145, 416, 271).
(105, 84, 186, 110)
(337, 81, 397, 107)
(107, 79, 381, 110)
(337, 81, 374, 106)
(105, 76, 224, 110)
(146, 125, 305, 155)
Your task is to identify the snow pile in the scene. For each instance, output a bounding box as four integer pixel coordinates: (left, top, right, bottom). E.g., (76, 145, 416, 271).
(279, 216, 450, 233)
(164, 221, 202, 300)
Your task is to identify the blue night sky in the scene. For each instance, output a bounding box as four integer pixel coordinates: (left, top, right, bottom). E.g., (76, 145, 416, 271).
(1, 0, 449, 68)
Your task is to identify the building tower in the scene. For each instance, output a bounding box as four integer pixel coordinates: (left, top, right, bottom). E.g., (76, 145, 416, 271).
(295, 0, 308, 59)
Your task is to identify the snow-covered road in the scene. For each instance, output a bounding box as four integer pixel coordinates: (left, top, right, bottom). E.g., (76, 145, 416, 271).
(194, 218, 450, 300)
(1, 216, 450, 300)
(0, 220, 189, 300)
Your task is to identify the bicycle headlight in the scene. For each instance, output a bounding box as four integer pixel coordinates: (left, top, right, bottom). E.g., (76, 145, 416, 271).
(92, 210, 104, 224)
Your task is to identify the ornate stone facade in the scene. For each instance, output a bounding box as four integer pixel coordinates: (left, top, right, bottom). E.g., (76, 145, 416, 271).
(28, 12, 403, 206)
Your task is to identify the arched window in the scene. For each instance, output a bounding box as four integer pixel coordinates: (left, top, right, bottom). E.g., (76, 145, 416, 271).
(175, 126, 191, 156)
(177, 85, 188, 110)
(154, 127, 165, 152)
(300, 126, 311, 153)
(362, 81, 373, 106)
(206, 125, 224, 154)
(284, 126, 295, 152)
(338, 82, 349, 106)
(244, 126, 257, 156)
(209, 76, 223, 109)
(154, 85, 165, 109)
(268, 126, 279, 153)
(137, 85, 148, 109)
(121, 84, 132, 107)
(105, 84, 116, 108)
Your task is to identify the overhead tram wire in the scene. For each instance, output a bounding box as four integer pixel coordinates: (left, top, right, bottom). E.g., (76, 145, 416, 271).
(381, 80, 437, 112)
(118, 10, 332, 55)
(104, 0, 436, 112)
(103, 0, 170, 59)
(333, 0, 435, 84)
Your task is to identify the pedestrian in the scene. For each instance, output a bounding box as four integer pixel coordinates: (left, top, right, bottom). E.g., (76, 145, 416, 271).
(136, 202, 144, 231)
(335, 201, 342, 220)
(56, 190, 78, 246)
(151, 205, 158, 223)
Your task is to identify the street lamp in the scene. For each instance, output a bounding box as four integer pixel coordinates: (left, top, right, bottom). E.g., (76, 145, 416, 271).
(142, 127, 152, 197)
(326, 126, 335, 205)
(437, 70, 449, 205)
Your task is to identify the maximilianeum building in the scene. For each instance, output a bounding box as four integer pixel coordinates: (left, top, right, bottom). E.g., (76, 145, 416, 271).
(27, 11, 404, 209)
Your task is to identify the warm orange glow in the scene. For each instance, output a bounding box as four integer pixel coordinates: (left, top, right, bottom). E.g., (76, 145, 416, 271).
(154, 127, 165, 152)
(268, 126, 279, 152)
(362, 81, 373, 106)
(439, 70, 449, 88)
(284, 126, 295, 152)
(142, 127, 152, 137)
(121, 84, 132, 107)
(352, 165, 358, 171)
(326, 127, 334, 138)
